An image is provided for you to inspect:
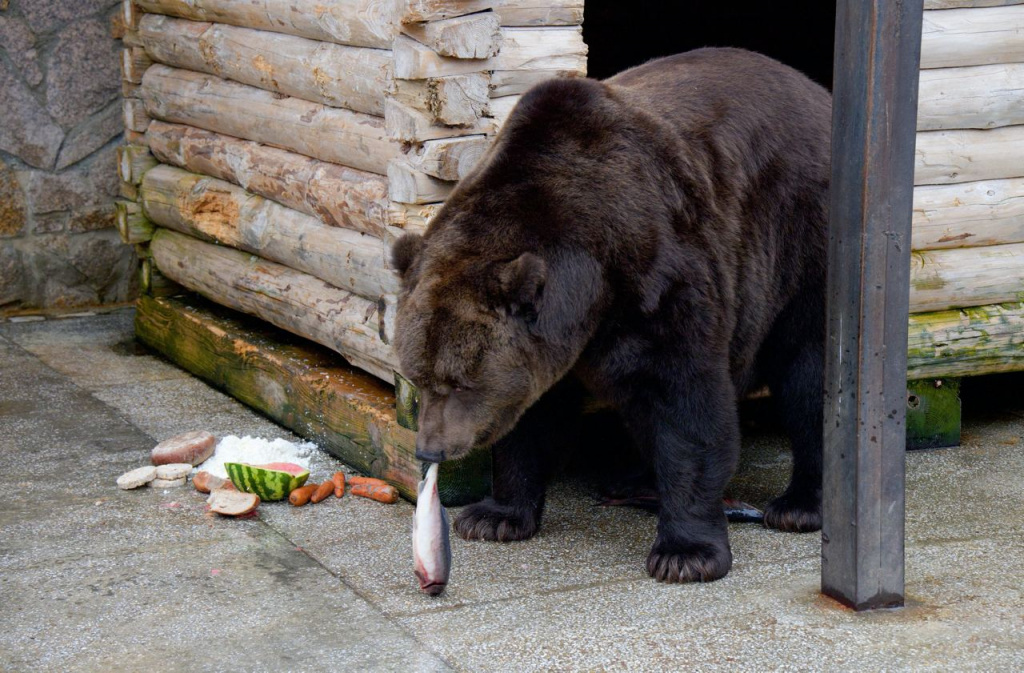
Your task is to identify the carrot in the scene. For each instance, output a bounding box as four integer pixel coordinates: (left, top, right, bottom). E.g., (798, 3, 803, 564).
(310, 480, 334, 504)
(350, 482, 399, 504)
(332, 472, 346, 498)
(347, 476, 390, 487)
(289, 483, 318, 506)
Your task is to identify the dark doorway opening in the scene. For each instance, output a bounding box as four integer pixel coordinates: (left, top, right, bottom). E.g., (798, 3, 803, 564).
(583, 1, 837, 90)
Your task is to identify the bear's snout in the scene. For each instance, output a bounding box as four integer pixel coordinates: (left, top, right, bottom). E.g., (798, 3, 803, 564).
(415, 446, 447, 463)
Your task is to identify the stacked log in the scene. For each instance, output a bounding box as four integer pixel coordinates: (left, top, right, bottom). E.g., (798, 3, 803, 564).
(910, 1, 1024, 378)
(116, 0, 585, 385)
(386, 1, 586, 208)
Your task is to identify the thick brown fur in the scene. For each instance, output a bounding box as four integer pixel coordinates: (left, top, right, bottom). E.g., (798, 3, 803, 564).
(392, 48, 831, 583)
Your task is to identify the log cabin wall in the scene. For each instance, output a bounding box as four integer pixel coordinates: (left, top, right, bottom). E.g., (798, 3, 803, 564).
(116, 0, 1023, 388)
(910, 0, 1024, 379)
(115, 0, 586, 384)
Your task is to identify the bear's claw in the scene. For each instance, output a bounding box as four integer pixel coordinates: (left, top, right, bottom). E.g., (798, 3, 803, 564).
(646, 540, 732, 583)
(454, 498, 539, 542)
(764, 491, 822, 533)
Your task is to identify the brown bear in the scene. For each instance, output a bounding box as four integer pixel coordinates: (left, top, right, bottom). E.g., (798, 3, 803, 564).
(391, 47, 831, 583)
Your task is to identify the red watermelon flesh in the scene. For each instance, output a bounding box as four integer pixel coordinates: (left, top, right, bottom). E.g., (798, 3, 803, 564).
(254, 462, 307, 475)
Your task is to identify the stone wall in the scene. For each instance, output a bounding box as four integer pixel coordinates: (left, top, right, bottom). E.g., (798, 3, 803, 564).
(0, 0, 137, 314)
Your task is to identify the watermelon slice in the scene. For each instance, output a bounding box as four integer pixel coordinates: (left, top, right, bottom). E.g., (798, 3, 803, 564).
(224, 462, 309, 501)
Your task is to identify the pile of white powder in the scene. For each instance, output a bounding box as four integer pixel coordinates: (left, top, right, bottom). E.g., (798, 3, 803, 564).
(196, 435, 318, 479)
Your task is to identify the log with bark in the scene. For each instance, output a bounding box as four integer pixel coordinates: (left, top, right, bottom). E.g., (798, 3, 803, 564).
(403, 135, 489, 181)
(920, 5, 1024, 69)
(400, 12, 502, 59)
(149, 228, 397, 380)
(141, 65, 398, 175)
(388, 202, 441, 234)
(134, 0, 397, 49)
(387, 161, 454, 204)
(115, 199, 154, 244)
(907, 301, 1024, 379)
(918, 63, 1024, 131)
(141, 164, 400, 299)
(398, 0, 584, 26)
(117, 144, 157, 185)
(393, 28, 587, 81)
(914, 124, 1024, 185)
(121, 46, 152, 84)
(123, 97, 151, 133)
(913, 178, 1024, 250)
(145, 121, 390, 238)
(138, 14, 392, 116)
(392, 73, 490, 125)
(910, 242, 1024, 312)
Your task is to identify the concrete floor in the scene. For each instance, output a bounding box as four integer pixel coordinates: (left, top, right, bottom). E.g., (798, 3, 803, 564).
(1, 308, 1021, 672)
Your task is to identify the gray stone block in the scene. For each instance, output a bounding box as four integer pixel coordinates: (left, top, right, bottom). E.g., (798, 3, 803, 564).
(43, 17, 120, 129)
(55, 100, 123, 170)
(23, 143, 119, 215)
(18, 0, 118, 36)
(0, 242, 24, 308)
(0, 158, 27, 238)
(0, 16, 43, 87)
(0, 64, 64, 169)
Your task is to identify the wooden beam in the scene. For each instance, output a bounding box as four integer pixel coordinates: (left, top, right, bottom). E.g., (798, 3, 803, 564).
(387, 161, 454, 204)
(387, 202, 442, 233)
(122, 97, 151, 133)
(925, 0, 1024, 8)
(392, 73, 491, 125)
(141, 65, 398, 175)
(134, 293, 492, 505)
(404, 135, 490, 181)
(907, 302, 1024, 379)
(915, 125, 1024, 185)
(392, 28, 587, 79)
(134, 0, 397, 49)
(909, 242, 1024, 311)
(823, 0, 923, 610)
(140, 165, 400, 299)
(397, 0, 583, 25)
(920, 5, 1024, 69)
(149, 228, 397, 380)
(145, 121, 390, 238)
(116, 144, 157, 185)
(138, 14, 392, 116)
(912, 178, 1024, 250)
(917, 63, 1024, 131)
(401, 12, 502, 59)
(121, 46, 152, 84)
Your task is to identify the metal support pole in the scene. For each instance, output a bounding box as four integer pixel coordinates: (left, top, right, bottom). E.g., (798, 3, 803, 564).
(822, 0, 924, 610)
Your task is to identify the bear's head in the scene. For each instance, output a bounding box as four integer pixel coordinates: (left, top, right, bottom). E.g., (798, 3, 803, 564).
(389, 76, 652, 462)
(391, 230, 560, 462)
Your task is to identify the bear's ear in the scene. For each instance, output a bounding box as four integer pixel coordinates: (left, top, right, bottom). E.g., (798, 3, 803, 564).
(391, 233, 424, 279)
(496, 252, 547, 318)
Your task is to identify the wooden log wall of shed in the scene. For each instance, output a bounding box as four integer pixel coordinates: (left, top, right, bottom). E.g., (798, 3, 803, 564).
(137, 14, 392, 116)
(141, 65, 397, 175)
(149, 228, 397, 382)
(145, 122, 390, 238)
(140, 165, 400, 300)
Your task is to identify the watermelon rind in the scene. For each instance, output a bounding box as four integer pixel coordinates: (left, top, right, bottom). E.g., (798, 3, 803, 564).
(224, 462, 309, 501)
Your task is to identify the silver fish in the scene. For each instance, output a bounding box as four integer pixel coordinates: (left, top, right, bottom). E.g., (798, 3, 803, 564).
(412, 462, 451, 596)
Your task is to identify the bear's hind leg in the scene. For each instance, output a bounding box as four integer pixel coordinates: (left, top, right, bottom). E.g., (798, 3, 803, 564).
(623, 366, 739, 583)
(454, 378, 584, 542)
(761, 302, 825, 533)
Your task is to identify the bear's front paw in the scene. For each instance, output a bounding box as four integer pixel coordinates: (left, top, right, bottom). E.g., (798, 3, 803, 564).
(764, 491, 822, 533)
(646, 540, 732, 583)
(454, 498, 539, 542)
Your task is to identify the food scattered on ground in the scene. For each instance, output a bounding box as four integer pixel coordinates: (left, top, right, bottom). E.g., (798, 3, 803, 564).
(192, 470, 227, 494)
(151, 430, 216, 466)
(332, 472, 346, 498)
(347, 476, 387, 487)
(117, 466, 157, 490)
(351, 481, 399, 504)
(207, 489, 260, 516)
(413, 463, 451, 596)
(225, 461, 310, 501)
(722, 498, 765, 523)
(196, 435, 315, 479)
(155, 463, 192, 480)
(310, 480, 334, 504)
(288, 483, 318, 506)
(151, 476, 187, 488)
